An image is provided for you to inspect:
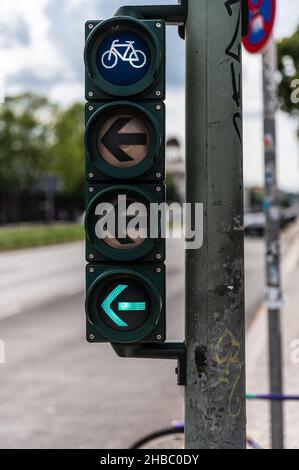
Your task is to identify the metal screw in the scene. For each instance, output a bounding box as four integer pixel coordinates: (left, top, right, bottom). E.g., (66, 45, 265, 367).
(88, 91, 94, 98)
(89, 268, 94, 273)
(89, 254, 95, 260)
(155, 104, 162, 111)
(156, 186, 162, 192)
(156, 254, 162, 260)
(155, 90, 162, 97)
(88, 105, 94, 111)
(89, 187, 94, 193)
(89, 334, 95, 340)
(156, 22, 162, 29)
(156, 267, 162, 273)
(88, 24, 94, 30)
(156, 334, 162, 340)
(156, 172, 161, 179)
(88, 172, 94, 179)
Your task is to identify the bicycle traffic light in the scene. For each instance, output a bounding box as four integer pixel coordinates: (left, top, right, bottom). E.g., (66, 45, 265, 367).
(85, 17, 165, 100)
(84, 16, 166, 344)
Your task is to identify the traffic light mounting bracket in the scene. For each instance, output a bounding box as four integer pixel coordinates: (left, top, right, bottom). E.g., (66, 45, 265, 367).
(112, 342, 186, 386)
(114, 0, 249, 39)
(114, 0, 188, 39)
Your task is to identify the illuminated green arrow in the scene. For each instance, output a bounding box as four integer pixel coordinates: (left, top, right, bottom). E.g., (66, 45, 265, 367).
(101, 285, 147, 328)
(101, 285, 129, 328)
(118, 302, 146, 311)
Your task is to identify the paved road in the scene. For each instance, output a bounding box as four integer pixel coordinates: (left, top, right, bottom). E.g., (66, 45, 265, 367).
(0, 243, 85, 319)
(0, 238, 265, 322)
(0, 239, 184, 449)
(0, 229, 295, 448)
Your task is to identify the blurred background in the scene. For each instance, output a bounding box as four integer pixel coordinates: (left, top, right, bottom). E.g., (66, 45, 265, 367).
(0, 0, 299, 449)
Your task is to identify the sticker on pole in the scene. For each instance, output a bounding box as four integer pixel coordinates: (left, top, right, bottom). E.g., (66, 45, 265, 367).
(242, 0, 276, 54)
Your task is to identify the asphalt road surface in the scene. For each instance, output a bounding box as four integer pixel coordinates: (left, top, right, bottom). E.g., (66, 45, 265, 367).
(0, 231, 291, 449)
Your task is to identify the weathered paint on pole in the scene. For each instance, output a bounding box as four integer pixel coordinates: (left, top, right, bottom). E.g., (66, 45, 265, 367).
(185, 0, 246, 449)
(262, 37, 284, 450)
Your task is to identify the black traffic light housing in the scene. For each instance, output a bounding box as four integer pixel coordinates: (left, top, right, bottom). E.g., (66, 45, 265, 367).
(85, 101, 165, 182)
(84, 14, 166, 345)
(85, 17, 165, 101)
(86, 264, 165, 344)
(85, 183, 165, 263)
(84, 2, 187, 384)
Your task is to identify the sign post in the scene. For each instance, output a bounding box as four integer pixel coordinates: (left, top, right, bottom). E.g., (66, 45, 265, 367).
(243, 0, 284, 449)
(262, 37, 284, 450)
(185, 0, 246, 449)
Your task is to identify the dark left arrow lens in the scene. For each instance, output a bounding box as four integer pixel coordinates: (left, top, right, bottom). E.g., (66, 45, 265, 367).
(100, 116, 148, 165)
(85, 102, 162, 180)
(85, 185, 160, 262)
(97, 192, 148, 251)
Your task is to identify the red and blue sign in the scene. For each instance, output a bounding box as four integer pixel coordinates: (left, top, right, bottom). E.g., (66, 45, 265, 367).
(243, 0, 276, 54)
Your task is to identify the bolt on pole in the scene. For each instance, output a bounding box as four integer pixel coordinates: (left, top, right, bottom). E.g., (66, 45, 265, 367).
(262, 37, 284, 450)
(185, 0, 246, 449)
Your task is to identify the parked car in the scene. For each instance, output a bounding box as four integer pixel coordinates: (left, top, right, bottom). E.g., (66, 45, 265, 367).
(244, 212, 265, 237)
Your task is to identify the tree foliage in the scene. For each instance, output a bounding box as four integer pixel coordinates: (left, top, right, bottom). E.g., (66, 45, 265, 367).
(51, 102, 84, 196)
(0, 94, 56, 192)
(0, 94, 84, 198)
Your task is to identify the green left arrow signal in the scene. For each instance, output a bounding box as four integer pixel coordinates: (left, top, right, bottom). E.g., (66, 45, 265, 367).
(101, 284, 147, 328)
(118, 302, 146, 311)
(101, 284, 128, 328)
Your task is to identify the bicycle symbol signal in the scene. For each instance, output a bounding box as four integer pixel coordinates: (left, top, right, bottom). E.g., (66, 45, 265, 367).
(101, 40, 147, 69)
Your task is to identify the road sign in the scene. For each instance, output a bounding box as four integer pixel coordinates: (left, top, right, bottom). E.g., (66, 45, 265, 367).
(85, 15, 166, 345)
(85, 17, 165, 99)
(85, 102, 165, 181)
(86, 266, 165, 343)
(243, 0, 276, 54)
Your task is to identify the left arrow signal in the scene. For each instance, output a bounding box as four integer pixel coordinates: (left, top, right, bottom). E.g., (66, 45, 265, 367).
(101, 284, 128, 327)
(101, 117, 147, 163)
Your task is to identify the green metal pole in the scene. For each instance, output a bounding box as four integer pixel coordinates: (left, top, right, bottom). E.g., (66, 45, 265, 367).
(185, 0, 246, 449)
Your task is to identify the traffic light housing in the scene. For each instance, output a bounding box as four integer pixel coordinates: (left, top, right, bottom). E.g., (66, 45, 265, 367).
(86, 264, 165, 343)
(85, 101, 165, 182)
(85, 183, 165, 263)
(84, 15, 166, 344)
(85, 17, 165, 100)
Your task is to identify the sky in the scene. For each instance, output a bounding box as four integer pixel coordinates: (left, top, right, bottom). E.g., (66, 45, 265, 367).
(0, 0, 298, 191)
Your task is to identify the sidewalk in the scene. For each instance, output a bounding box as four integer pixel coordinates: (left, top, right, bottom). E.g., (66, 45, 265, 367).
(246, 221, 299, 449)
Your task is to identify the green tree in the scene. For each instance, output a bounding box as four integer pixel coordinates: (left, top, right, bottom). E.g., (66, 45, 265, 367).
(51, 102, 84, 197)
(0, 93, 55, 192)
(277, 26, 299, 120)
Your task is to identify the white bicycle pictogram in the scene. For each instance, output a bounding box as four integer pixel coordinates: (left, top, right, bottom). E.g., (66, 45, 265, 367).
(101, 40, 147, 69)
